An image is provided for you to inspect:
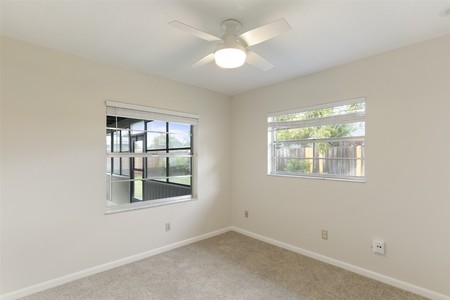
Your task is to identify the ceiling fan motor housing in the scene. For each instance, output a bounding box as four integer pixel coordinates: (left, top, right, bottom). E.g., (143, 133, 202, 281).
(221, 19, 241, 34)
(169, 17, 290, 70)
(217, 19, 248, 50)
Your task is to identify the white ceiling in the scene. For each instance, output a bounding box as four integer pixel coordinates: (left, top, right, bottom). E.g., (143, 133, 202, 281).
(1, 1, 449, 96)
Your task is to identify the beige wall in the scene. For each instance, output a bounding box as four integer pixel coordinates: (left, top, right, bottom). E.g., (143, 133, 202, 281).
(0, 37, 232, 293)
(231, 35, 450, 296)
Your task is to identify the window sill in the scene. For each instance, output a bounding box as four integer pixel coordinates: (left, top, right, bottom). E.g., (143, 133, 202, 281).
(268, 173, 365, 183)
(105, 195, 196, 214)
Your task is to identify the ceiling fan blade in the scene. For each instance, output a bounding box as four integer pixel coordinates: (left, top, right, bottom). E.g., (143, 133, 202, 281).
(169, 20, 222, 42)
(246, 51, 273, 71)
(192, 53, 215, 68)
(240, 18, 291, 47)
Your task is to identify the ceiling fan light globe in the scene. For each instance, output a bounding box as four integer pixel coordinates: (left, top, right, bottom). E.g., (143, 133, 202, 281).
(214, 48, 246, 69)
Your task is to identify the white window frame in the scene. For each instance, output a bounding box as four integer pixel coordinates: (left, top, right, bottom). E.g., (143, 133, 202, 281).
(268, 97, 365, 182)
(105, 100, 198, 214)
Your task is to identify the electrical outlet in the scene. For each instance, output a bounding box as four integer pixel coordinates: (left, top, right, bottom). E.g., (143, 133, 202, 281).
(321, 229, 328, 240)
(165, 223, 171, 232)
(372, 240, 385, 255)
(244, 210, 249, 218)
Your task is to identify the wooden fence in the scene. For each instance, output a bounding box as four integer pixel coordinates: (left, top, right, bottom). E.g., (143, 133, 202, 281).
(276, 144, 364, 176)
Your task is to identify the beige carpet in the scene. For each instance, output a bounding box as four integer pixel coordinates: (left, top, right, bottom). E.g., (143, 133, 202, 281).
(22, 231, 426, 300)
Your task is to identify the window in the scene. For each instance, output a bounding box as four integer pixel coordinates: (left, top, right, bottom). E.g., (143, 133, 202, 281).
(268, 98, 365, 182)
(106, 101, 198, 213)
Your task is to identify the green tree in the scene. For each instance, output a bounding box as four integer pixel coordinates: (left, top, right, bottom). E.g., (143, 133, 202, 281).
(276, 104, 363, 146)
(275, 103, 364, 173)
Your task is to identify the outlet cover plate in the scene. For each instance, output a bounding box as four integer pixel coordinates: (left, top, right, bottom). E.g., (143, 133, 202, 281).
(372, 240, 385, 254)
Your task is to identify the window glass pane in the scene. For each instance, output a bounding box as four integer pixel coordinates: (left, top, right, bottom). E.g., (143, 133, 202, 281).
(106, 115, 117, 128)
(169, 122, 190, 134)
(274, 142, 313, 173)
(147, 156, 167, 178)
(142, 178, 192, 201)
(168, 123, 191, 148)
(312, 140, 364, 158)
(133, 171, 143, 200)
(315, 158, 365, 177)
(275, 122, 364, 141)
(275, 140, 312, 156)
(106, 132, 112, 152)
(147, 132, 166, 150)
(169, 149, 191, 155)
(169, 157, 191, 177)
(121, 130, 129, 152)
(113, 157, 121, 174)
(271, 102, 365, 122)
(133, 157, 143, 170)
(107, 116, 143, 130)
(147, 121, 167, 150)
(113, 131, 121, 152)
(169, 177, 191, 186)
(147, 120, 166, 132)
(313, 140, 365, 176)
(106, 157, 112, 174)
(133, 140, 143, 169)
(275, 158, 313, 174)
(274, 140, 365, 177)
(121, 157, 130, 176)
(169, 133, 191, 148)
(131, 121, 145, 135)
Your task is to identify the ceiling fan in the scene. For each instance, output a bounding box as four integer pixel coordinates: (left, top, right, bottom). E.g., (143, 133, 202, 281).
(169, 18, 291, 71)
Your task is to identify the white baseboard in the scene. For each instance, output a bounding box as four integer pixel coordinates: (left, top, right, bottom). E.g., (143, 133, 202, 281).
(3, 226, 448, 300)
(231, 226, 450, 300)
(0, 227, 232, 300)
